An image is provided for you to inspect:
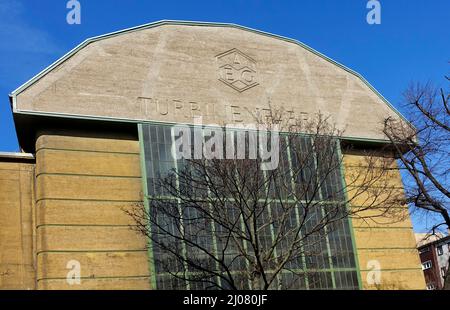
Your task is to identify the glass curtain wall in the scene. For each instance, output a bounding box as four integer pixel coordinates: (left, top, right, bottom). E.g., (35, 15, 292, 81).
(139, 123, 360, 290)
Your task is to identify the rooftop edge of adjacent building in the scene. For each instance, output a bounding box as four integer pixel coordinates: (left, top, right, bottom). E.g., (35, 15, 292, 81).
(0, 152, 35, 163)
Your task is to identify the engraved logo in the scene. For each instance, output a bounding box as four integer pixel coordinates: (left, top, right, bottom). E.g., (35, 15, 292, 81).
(216, 48, 259, 92)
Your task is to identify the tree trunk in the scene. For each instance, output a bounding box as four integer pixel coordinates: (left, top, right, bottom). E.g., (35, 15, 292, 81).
(250, 265, 264, 290)
(443, 256, 450, 290)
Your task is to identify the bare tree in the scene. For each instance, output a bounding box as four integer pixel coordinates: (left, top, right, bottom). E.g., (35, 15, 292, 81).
(383, 75, 450, 289)
(127, 109, 403, 290)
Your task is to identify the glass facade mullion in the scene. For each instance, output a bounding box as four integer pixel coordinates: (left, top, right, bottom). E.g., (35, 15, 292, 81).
(261, 163, 281, 289)
(202, 126, 223, 288)
(169, 128, 191, 290)
(285, 135, 309, 289)
(312, 143, 337, 289)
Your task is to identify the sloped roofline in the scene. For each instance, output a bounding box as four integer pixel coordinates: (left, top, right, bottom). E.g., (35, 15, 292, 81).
(9, 19, 408, 124)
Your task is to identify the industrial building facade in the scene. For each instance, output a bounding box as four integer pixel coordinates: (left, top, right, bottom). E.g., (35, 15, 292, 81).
(0, 21, 425, 290)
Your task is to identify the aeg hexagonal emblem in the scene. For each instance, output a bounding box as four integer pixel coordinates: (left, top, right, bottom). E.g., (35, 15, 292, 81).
(216, 48, 259, 92)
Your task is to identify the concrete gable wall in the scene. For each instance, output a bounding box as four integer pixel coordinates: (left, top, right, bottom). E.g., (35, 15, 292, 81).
(15, 24, 401, 141)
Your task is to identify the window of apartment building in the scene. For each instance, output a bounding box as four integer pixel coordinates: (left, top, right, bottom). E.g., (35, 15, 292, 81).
(419, 246, 430, 254)
(437, 245, 444, 256)
(139, 123, 360, 290)
(422, 261, 432, 270)
(426, 283, 436, 290)
(441, 267, 447, 278)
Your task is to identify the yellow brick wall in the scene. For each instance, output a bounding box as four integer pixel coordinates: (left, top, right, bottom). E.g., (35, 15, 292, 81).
(2, 135, 426, 290)
(343, 152, 426, 290)
(35, 135, 150, 290)
(0, 161, 36, 289)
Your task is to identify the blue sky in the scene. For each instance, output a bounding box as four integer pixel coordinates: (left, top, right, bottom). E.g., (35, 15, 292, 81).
(0, 0, 448, 232)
